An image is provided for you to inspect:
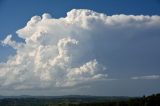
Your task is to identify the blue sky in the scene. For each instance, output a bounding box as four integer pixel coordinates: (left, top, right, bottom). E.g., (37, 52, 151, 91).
(0, 0, 160, 96)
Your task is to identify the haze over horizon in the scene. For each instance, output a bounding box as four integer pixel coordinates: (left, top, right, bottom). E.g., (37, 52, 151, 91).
(0, 0, 160, 96)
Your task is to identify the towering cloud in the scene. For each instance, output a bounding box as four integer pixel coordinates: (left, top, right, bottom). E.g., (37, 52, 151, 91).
(0, 9, 160, 90)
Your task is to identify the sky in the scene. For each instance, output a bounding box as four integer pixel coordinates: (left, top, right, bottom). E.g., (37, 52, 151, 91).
(0, 0, 160, 96)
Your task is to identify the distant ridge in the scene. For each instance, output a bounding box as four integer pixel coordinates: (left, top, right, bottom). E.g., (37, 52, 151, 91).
(0, 94, 131, 100)
(0, 94, 159, 106)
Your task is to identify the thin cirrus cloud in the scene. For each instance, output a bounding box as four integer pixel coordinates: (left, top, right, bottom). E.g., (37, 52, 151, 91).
(131, 75, 160, 80)
(0, 9, 160, 90)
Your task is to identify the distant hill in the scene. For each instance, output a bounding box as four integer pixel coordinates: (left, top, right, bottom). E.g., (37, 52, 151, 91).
(0, 93, 159, 106)
(0, 94, 130, 100)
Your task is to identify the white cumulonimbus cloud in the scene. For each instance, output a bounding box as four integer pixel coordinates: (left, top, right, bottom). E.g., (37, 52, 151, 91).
(0, 9, 160, 90)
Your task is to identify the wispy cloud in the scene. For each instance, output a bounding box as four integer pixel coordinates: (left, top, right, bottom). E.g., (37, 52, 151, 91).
(131, 75, 160, 80)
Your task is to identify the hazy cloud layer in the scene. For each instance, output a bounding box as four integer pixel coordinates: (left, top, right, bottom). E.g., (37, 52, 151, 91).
(0, 9, 160, 90)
